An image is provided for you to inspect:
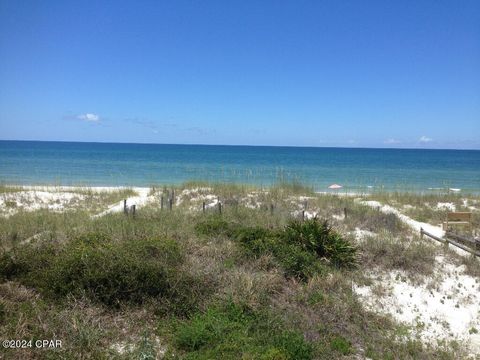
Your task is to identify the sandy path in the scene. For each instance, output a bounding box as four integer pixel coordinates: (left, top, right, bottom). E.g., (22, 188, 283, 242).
(359, 200, 445, 237)
(358, 199, 474, 258)
(92, 187, 154, 218)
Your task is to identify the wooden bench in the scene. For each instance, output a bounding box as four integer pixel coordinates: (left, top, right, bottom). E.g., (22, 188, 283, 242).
(443, 212, 472, 231)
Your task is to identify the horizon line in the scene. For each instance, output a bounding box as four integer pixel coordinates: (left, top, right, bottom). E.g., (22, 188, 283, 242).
(0, 138, 479, 151)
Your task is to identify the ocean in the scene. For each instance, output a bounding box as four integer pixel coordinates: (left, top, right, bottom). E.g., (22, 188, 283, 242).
(0, 140, 479, 193)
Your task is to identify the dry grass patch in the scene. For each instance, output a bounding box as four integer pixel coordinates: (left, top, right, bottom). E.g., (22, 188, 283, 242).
(358, 232, 438, 278)
(218, 266, 284, 310)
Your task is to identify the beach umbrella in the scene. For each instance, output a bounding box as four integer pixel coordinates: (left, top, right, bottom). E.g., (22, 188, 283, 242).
(328, 184, 343, 190)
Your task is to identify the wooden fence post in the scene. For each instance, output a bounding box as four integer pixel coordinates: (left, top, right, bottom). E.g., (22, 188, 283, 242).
(420, 227, 423, 239)
(302, 210, 305, 221)
(131, 205, 136, 218)
(344, 207, 347, 219)
(123, 199, 127, 215)
(270, 203, 274, 215)
(169, 198, 173, 211)
(160, 196, 164, 210)
(218, 202, 222, 214)
(202, 201, 206, 213)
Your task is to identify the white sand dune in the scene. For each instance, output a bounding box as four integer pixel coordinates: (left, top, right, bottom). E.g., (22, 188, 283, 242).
(356, 199, 480, 356)
(354, 257, 480, 356)
(0, 185, 156, 218)
(0, 190, 86, 217)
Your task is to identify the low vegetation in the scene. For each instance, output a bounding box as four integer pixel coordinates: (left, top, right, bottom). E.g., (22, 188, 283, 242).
(232, 218, 357, 279)
(0, 183, 476, 359)
(171, 301, 313, 360)
(1, 233, 204, 315)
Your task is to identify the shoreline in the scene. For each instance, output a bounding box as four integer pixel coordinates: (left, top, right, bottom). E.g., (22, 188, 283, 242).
(3, 185, 149, 193)
(2, 183, 478, 196)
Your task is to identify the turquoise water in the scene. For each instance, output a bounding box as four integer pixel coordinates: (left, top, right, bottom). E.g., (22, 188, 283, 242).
(0, 140, 479, 192)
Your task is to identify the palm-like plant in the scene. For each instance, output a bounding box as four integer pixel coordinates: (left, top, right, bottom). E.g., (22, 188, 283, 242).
(283, 218, 357, 268)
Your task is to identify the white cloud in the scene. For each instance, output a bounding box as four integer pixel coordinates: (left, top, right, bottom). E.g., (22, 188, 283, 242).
(384, 138, 401, 144)
(77, 113, 100, 122)
(419, 135, 433, 143)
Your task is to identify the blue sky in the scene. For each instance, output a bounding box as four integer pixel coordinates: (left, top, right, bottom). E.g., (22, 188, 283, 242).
(0, 0, 479, 149)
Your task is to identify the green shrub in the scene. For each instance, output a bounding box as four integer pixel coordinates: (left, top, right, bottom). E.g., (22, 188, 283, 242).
(235, 227, 277, 257)
(272, 331, 314, 360)
(0, 243, 57, 282)
(48, 237, 185, 306)
(273, 242, 326, 279)
(330, 335, 352, 355)
(236, 227, 321, 279)
(174, 302, 313, 360)
(235, 225, 323, 279)
(260, 348, 288, 360)
(307, 290, 325, 305)
(0, 232, 110, 283)
(234, 219, 356, 279)
(73, 231, 110, 246)
(0, 233, 204, 314)
(195, 216, 239, 237)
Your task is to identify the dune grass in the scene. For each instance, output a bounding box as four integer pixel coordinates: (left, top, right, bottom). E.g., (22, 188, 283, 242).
(0, 184, 475, 359)
(0, 185, 24, 194)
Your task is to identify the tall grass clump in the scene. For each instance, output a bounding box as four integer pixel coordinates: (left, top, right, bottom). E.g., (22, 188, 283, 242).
(346, 205, 406, 235)
(270, 181, 315, 196)
(359, 232, 437, 276)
